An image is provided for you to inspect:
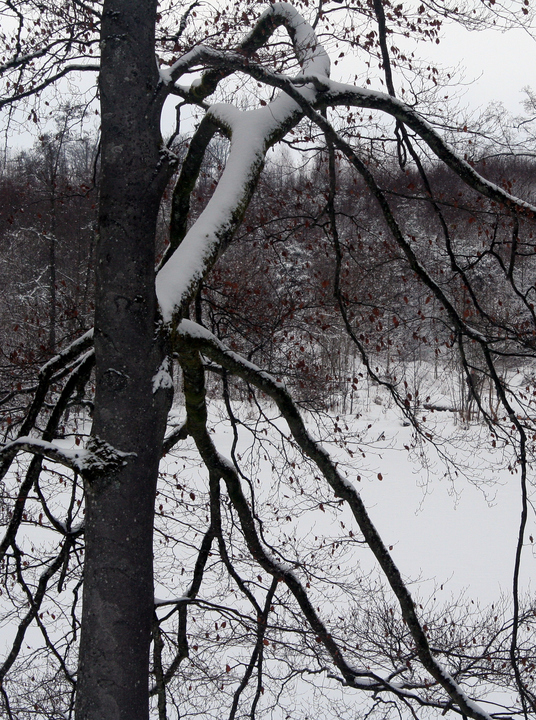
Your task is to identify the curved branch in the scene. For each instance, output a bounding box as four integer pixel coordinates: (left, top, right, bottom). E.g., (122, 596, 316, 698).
(0, 349, 94, 565)
(178, 343, 387, 691)
(176, 338, 489, 716)
(0, 539, 72, 684)
(156, 4, 330, 324)
(177, 320, 495, 720)
(0, 63, 100, 110)
(159, 114, 221, 267)
(160, 2, 329, 101)
(191, 51, 536, 217)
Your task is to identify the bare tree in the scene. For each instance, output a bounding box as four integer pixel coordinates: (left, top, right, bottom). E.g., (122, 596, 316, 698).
(0, 115, 97, 400)
(1, 2, 536, 720)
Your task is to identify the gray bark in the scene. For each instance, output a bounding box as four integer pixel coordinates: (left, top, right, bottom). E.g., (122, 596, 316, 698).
(75, 2, 172, 718)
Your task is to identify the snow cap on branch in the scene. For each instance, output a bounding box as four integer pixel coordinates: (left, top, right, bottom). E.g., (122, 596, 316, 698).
(156, 3, 329, 323)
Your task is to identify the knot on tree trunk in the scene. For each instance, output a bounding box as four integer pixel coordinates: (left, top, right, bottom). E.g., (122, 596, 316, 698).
(82, 435, 136, 484)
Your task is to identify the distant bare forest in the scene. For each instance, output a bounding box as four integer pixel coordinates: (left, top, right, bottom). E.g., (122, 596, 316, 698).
(3, 127, 536, 418)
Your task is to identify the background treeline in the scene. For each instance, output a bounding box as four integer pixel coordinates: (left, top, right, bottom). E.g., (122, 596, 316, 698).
(0, 112, 98, 397)
(186, 140, 536, 416)
(2, 126, 536, 418)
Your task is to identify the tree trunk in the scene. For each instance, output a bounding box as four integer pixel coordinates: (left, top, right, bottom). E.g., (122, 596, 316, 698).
(75, 2, 172, 718)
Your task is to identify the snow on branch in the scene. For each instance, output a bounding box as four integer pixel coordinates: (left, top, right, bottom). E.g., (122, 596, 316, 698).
(0, 435, 134, 477)
(202, 52, 536, 218)
(38, 328, 94, 377)
(0, 341, 95, 486)
(321, 80, 536, 216)
(157, 2, 535, 330)
(256, 2, 330, 77)
(159, 2, 329, 92)
(156, 5, 329, 324)
(177, 338, 417, 702)
(0, 436, 91, 472)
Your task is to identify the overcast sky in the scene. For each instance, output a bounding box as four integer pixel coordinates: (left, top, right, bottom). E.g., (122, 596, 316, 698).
(422, 21, 535, 114)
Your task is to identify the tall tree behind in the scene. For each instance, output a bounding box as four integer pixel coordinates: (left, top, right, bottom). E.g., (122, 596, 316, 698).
(0, 114, 97, 391)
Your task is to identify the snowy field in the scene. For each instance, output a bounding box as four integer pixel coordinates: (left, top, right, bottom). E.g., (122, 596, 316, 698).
(2, 358, 535, 719)
(150, 362, 535, 718)
(165, 362, 535, 607)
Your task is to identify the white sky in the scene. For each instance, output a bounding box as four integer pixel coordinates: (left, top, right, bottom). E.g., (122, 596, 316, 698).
(422, 21, 535, 114)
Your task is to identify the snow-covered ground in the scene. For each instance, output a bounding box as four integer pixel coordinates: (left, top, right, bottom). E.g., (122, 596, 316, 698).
(2, 359, 535, 718)
(172, 363, 535, 608)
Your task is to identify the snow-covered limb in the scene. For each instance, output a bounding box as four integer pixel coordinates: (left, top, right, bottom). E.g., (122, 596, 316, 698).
(0, 436, 88, 473)
(154, 596, 189, 607)
(0, 347, 95, 487)
(159, 2, 329, 93)
(177, 341, 400, 698)
(254, 2, 330, 77)
(177, 320, 496, 720)
(0, 436, 134, 476)
(38, 328, 94, 377)
(156, 101, 268, 321)
(158, 28, 536, 328)
(196, 51, 536, 218)
(156, 4, 329, 323)
(320, 79, 536, 216)
(179, 319, 286, 388)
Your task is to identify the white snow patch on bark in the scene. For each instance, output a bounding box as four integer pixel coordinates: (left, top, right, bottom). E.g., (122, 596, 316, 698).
(153, 358, 174, 393)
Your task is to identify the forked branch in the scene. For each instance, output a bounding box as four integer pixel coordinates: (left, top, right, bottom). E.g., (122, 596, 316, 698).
(177, 320, 496, 720)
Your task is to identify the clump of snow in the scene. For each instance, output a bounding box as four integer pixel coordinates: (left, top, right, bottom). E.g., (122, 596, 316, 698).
(153, 358, 174, 393)
(83, 436, 136, 475)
